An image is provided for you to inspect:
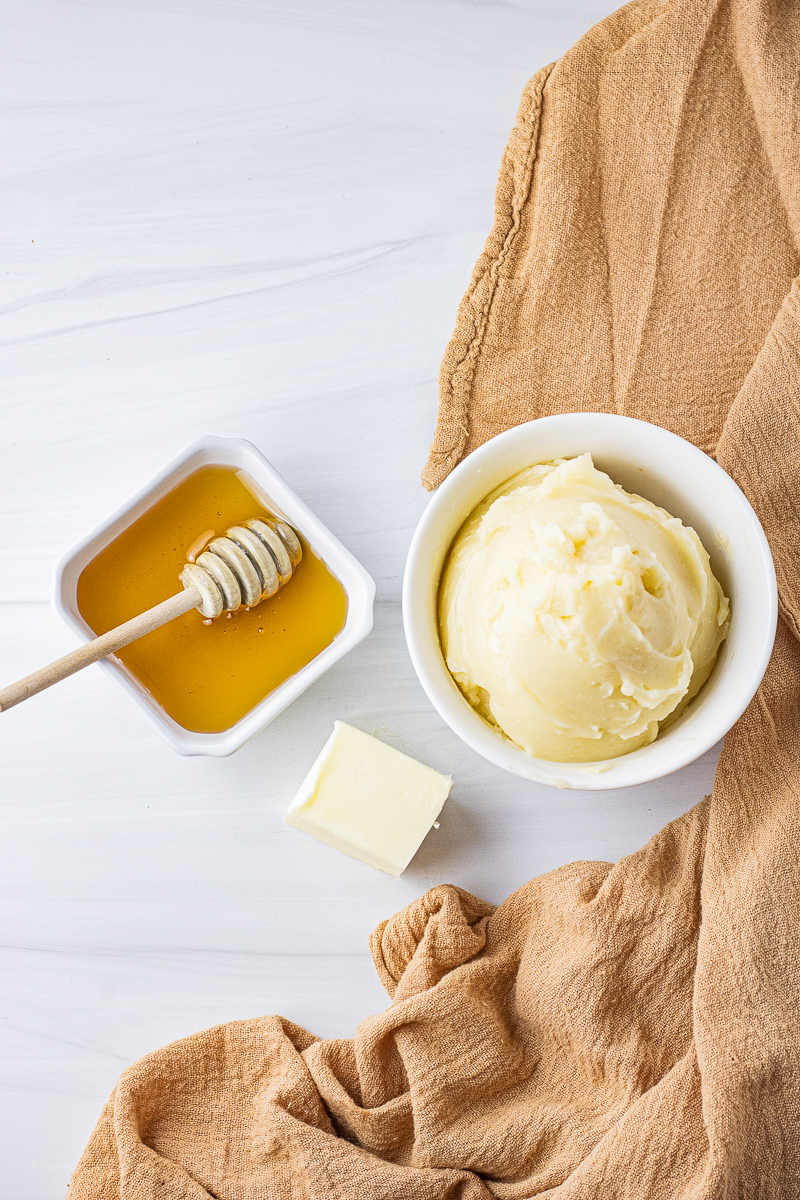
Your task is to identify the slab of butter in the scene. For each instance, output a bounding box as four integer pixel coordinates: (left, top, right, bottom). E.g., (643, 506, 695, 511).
(284, 721, 452, 878)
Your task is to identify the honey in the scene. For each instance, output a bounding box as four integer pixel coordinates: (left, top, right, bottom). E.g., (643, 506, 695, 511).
(77, 466, 348, 733)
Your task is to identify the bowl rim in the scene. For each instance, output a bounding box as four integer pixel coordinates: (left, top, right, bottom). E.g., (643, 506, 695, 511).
(402, 413, 778, 791)
(53, 435, 375, 757)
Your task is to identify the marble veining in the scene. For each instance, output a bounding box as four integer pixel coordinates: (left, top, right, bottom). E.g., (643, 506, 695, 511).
(0, 3, 721, 1196)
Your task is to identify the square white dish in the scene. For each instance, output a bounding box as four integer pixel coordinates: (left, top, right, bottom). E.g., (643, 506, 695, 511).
(54, 435, 375, 756)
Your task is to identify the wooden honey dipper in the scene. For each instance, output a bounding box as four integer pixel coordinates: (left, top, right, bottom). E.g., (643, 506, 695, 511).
(0, 517, 302, 712)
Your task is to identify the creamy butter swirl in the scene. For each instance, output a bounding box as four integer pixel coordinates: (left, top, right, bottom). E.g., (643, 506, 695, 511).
(439, 454, 730, 763)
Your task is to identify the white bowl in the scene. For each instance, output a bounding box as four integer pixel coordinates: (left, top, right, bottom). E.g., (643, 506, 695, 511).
(403, 414, 777, 790)
(54, 435, 375, 756)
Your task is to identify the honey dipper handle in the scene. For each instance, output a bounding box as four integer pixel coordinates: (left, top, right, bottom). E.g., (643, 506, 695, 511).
(0, 587, 200, 712)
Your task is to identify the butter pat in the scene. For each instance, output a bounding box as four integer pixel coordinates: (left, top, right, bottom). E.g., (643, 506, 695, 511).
(284, 722, 452, 878)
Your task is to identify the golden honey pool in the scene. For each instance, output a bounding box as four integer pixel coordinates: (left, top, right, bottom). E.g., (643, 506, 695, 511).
(54, 436, 375, 756)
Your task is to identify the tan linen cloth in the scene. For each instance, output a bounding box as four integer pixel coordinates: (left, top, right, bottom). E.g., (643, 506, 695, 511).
(69, 1, 800, 1196)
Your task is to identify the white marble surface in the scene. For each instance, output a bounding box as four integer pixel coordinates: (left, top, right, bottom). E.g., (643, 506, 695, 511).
(1, 3, 723, 1196)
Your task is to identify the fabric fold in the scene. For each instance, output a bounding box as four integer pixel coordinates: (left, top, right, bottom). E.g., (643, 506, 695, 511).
(369, 883, 495, 1001)
(716, 280, 800, 638)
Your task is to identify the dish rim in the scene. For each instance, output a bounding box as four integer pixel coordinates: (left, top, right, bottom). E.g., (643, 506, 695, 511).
(54, 435, 375, 756)
(402, 413, 777, 791)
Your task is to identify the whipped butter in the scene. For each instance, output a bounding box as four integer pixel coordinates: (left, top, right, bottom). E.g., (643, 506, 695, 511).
(439, 454, 730, 763)
(285, 722, 452, 877)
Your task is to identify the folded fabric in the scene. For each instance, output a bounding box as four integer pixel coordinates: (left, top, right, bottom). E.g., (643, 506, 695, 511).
(68, 0, 800, 1194)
